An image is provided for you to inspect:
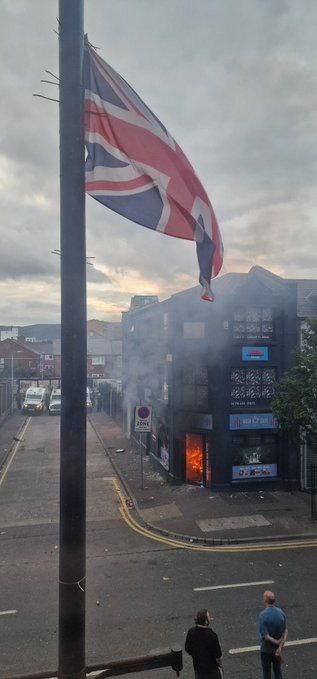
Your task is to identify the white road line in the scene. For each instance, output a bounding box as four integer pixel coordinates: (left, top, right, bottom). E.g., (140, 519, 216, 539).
(194, 580, 274, 592)
(0, 609, 17, 616)
(230, 637, 317, 654)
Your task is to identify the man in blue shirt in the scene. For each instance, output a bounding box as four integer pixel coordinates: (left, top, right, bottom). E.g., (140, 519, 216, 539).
(259, 590, 288, 679)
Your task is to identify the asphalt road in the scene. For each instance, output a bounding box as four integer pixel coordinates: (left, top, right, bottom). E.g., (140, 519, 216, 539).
(0, 415, 316, 678)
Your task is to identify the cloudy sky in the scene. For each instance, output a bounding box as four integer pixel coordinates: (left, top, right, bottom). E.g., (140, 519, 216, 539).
(0, 0, 316, 325)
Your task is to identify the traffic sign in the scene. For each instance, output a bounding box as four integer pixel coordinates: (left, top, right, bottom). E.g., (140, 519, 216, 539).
(135, 405, 152, 432)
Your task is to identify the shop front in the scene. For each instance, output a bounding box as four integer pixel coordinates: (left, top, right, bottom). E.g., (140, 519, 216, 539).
(229, 412, 279, 482)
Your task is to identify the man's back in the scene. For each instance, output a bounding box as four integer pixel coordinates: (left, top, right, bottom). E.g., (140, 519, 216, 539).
(259, 605, 286, 654)
(185, 625, 221, 674)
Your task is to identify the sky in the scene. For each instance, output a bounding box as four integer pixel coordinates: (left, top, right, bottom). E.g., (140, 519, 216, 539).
(0, 0, 316, 325)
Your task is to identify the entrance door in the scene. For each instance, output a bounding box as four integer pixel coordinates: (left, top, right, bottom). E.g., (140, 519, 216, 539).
(186, 433, 205, 485)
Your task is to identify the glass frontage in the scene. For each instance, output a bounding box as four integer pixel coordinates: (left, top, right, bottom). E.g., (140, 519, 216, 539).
(232, 433, 278, 481)
(186, 433, 204, 484)
(233, 307, 274, 341)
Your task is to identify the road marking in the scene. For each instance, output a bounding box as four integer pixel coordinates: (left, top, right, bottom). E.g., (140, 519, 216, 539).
(0, 609, 17, 616)
(194, 580, 274, 592)
(94, 425, 317, 554)
(0, 418, 31, 489)
(230, 637, 317, 654)
(111, 478, 317, 553)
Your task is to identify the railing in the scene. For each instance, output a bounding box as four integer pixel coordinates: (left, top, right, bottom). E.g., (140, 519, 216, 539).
(6, 646, 183, 679)
(311, 464, 317, 520)
(0, 379, 13, 420)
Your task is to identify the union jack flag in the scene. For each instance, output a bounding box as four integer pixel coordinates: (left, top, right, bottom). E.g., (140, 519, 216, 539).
(84, 39, 223, 300)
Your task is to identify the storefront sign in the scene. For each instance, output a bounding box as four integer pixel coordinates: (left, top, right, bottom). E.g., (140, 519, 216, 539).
(230, 413, 277, 430)
(135, 405, 152, 432)
(242, 347, 268, 361)
(232, 463, 277, 480)
(160, 446, 169, 470)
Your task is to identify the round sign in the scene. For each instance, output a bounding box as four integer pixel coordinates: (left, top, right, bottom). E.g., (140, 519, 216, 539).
(137, 406, 150, 419)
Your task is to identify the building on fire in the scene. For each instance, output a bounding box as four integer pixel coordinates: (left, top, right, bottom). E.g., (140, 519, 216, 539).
(122, 266, 317, 490)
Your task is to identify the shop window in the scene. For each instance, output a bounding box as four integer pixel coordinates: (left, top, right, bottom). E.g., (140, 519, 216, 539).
(186, 433, 203, 484)
(230, 366, 276, 407)
(232, 434, 277, 481)
(182, 365, 208, 410)
(233, 307, 274, 340)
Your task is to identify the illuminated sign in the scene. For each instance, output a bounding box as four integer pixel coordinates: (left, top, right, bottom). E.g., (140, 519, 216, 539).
(230, 413, 277, 430)
(242, 346, 268, 361)
(232, 463, 277, 481)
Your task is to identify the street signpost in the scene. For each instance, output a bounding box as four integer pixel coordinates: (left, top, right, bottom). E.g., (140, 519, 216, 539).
(135, 405, 152, 432)
(135, 405, 152, 488)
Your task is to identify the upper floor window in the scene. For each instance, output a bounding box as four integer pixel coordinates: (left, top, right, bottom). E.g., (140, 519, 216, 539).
(92, 355, 105, 365)
(233, 308, 274, 340)
(182, 364, 208, 410)
(230, 366, 276, 407)
(183, 321, 205, 340)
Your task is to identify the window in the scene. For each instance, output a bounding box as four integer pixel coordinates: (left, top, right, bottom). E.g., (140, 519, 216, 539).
(0, 358, 4, 371)
(182, 364, 208, 410)
(230, 367, 276, 407)
(183, 321, 205, 339)
(92, 355, 105, 365)
(232, 434, 278, 480)
(233, 307, 274, 340)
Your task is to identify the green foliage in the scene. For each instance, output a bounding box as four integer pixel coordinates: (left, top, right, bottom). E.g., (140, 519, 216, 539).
(272, 319, 317, 451)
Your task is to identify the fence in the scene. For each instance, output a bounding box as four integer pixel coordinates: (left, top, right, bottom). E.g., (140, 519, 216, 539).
(311, 464, 317, 521)
(0, 379, 13, 423)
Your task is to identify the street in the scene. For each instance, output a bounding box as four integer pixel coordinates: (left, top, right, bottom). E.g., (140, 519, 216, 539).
(0, 415, 316, 678)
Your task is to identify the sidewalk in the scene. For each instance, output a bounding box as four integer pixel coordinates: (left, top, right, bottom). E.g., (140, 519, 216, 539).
(0, 411, 27, 470)
(90, 411, 317, 544)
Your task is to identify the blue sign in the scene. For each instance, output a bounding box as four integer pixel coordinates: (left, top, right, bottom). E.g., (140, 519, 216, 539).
(230, 413, 277, 430)
(242, 346, 268, 361)
(232, 463, 277, 481)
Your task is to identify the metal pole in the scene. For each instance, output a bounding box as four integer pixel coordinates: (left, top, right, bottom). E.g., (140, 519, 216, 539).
(140, 433, 144, 489)
(58, 2, 86, 678)
(11, 356, 13, 414)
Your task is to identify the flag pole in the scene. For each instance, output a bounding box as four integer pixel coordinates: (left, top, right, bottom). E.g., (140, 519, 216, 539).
(58, 2, 86, 678)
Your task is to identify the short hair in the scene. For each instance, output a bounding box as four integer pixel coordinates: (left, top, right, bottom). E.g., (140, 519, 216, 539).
(195, 609, 209, 626)
(264, 590, 275, 604)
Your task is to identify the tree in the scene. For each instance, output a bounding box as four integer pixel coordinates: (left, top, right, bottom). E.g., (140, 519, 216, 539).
(272, 319, 317, 453)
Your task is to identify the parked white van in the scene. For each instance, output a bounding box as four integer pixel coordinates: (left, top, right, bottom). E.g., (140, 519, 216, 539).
(49, 388, 62, 415)
(22, 386, 47, 415)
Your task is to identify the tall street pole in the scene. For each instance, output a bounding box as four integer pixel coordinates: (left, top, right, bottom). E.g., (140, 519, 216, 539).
(58, 2, 87, 678)
(11, 355, 14, 415)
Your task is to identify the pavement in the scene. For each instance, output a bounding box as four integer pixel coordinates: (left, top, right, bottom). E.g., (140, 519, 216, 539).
(89, 411, 317, 544)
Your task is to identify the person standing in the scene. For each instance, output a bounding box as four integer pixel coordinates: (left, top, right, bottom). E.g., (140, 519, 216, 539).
(259, 590, 288, 679)
(185, 609, 223, 679)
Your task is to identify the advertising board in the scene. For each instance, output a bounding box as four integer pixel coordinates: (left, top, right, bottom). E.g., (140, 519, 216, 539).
(232, 463, 277, 481)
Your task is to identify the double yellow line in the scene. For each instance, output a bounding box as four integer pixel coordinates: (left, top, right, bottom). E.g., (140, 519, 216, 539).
(111, 478, 317, 553)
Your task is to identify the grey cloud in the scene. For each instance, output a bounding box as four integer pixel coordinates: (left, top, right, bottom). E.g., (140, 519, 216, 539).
(0, 0, 316, 322)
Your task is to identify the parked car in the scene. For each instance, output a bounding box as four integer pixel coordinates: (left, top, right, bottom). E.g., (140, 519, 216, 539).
(22, 387, 47, 415)
(49, 388, 62, 415)
(86, 387, 92, 413)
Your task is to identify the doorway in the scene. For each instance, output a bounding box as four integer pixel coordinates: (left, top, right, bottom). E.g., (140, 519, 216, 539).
(186, 433, 210, 486)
